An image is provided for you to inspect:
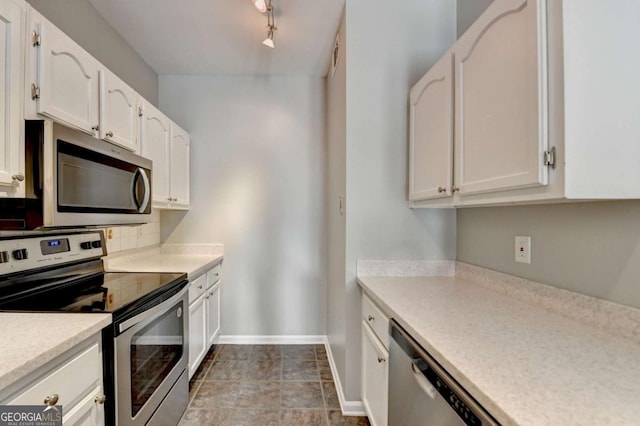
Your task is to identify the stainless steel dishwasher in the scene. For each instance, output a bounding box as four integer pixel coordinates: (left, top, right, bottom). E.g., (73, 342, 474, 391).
(389, 320, 499, 425)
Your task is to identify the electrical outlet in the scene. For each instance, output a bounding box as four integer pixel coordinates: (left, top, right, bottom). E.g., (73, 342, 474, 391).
(106, 228, 113, 240)
(515, 236, 531, 264)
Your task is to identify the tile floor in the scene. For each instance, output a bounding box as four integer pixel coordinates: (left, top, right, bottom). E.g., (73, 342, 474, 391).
(180, 344, 370, 426)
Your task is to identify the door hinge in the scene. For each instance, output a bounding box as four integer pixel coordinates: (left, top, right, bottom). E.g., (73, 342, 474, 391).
(32, 31, 41, 47)
(138, 106, 143, 117)
(543, 146, 556, 169)
(31, 84, 40, 100)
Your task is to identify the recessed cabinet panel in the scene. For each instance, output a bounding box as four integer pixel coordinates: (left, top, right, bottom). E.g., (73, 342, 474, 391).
(409, 54, 453, 201)
(188, 293, 207, 380)
(100, 70, 138, 152)
(169, 124, 190, 209)
(140, 102, 171, 207)
(454, 0, 547, 196)
(36, 18, 100, 135)
(0, 0, 25, 196)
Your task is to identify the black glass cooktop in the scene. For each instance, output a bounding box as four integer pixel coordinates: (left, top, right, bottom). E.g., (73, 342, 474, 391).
(0, 262, 187, 315)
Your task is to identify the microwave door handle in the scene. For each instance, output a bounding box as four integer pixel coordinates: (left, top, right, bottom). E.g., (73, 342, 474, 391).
(132, 168, 150, 213)
(138, 168, 150, 212)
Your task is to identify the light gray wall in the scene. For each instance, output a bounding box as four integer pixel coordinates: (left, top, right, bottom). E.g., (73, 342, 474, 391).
(457, 202, 640, 310)
(159, 75, 327, 336)
(456, 0, 493, 38)
(28, 0, 158, 105)
(341, 0, 457, 401)
(326, 11, 347, 395)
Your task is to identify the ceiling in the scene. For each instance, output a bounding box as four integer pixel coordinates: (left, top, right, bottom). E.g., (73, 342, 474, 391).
(89, 0, 345, 77)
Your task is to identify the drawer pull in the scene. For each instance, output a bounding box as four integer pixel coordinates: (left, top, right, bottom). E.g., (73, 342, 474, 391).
(94, 395, 106, 405)
(377, 357, 386, 363)
(367, 315, 375, 322)
(44, 394, 59, 406)
(198, 285, 203, 290)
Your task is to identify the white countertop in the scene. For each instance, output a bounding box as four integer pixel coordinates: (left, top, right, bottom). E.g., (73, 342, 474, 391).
(358, 269, 640, 425)
(0, 313, 112, 391)
(104, 245, 223, 278)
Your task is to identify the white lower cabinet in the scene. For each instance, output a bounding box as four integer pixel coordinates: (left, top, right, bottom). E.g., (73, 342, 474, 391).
(188, 263, 223, 379)
(0, 334, 105, 426)
(361, 294, 389, 426)
(188, 283, 207, 380)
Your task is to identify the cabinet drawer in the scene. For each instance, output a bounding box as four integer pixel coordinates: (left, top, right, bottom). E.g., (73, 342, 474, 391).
(189, 274, 206, 304)
(362, 294, 389, 349)
(9, 341, 101, 411)
(206, 264, 221, 288)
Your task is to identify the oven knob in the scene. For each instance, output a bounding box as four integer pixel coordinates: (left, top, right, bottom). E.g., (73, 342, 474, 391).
(12, 249, 28, 260)
(0, 251, 9, 263)
(80, 241, 92, 250)
(91, 240, 102, 249)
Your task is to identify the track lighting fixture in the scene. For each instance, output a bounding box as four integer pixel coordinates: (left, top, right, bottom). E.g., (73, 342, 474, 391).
(252, 0, 268, 13)
(253, 0, 277, 48)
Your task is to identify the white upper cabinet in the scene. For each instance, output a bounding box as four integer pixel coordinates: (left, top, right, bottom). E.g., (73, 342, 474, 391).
(410, 0, 640, 207)
(140, 102, 191, 210)
(140, 101, 171, 207)
(409, 53, 453, 202)
(99, 69, 139, 152)
(0, 0, 25, 197)
(454, 0, 547, 197)
(169, 123, 190, 209)
(30, 8, 100, 136)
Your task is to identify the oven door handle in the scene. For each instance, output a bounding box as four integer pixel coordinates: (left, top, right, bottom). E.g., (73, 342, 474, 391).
(118, 285, 188, 334)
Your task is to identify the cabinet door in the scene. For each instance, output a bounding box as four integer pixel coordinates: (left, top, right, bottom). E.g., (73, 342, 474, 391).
(0, 0, 25, 196)
(100, 70, 139, 152)
(34, 14, 99, 135)
(188, 293, 207, 379)
(206, 282, 221, 348)
(140, 102, 171, 208)
(361, 322, 388, 426)
(63, 386, 105, 426)
(409, 53, 453, 201)
(169, 124, 190, 209)
(454, 0, 548, 196)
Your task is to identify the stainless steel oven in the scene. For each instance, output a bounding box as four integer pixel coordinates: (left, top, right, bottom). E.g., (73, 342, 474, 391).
(0, 231, 190, 425)
(0, 120, 151, 230)
(114, 285, 189, 426)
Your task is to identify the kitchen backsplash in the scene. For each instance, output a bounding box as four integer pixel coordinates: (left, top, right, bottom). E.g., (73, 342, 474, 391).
(103, 210, 161, 254)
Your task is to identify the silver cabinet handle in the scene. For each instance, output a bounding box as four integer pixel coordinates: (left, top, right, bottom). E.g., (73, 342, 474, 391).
(367, 315, 375, 322)
(437, 186, 446, 193)
(197, 285, 203, 290)
(451, 186, 460, 193)
(94, 395, 106, 405)
(12, 174, 24, 182)
(106, 131, 114, 137)
(91, 125, 99, 131)
(377, 357, 386, 363)
(44, 394, 59, 406)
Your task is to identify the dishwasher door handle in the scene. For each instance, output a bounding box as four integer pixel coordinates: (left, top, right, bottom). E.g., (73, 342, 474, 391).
(411, 360, 438, 399)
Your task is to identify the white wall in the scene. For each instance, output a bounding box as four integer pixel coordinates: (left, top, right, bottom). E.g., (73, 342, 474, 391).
(326, 10, 347, 396)
(159, 75, 327, 336)
(339, 0, 457, 401)
(456, 0, 494, 38)
(28, 0, 159, 105)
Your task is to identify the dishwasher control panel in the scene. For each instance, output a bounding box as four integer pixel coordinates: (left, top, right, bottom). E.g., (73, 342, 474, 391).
(419, 358, 481, 425)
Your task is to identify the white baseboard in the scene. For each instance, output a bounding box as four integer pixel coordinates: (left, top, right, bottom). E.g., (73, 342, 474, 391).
(217, 335, 326, 344)
(323, 336, 366, 417)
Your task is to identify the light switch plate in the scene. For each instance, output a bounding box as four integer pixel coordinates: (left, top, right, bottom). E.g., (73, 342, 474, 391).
(515, 236, 531, 264)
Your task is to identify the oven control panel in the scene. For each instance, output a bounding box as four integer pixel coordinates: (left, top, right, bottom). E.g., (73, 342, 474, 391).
(0, 231, 105, 276)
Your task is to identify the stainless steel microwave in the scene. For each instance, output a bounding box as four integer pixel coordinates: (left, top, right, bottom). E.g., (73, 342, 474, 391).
(0, 121, 151, 230)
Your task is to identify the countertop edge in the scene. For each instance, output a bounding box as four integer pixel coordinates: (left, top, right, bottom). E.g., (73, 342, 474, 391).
(0, 314, 112, 392)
